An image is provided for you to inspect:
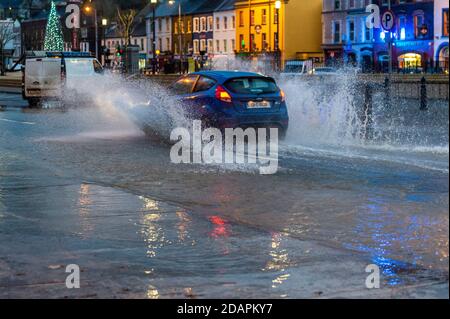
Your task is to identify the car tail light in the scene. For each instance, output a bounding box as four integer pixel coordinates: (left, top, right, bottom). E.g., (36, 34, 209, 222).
(215, 85, 232, 103)
(280, 89, 286, 102)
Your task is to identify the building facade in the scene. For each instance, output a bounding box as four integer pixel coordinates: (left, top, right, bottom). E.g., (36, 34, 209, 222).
(323, 0, 439, 73)
(322, 0, 348, 66)
(235, 0, 285, 56)
(284, 0, 323, 63)
(372, 0, 435, 73)
(434, 0, 449, 73)
(1, 19, 21, 68)
(213, 0, 236, 66)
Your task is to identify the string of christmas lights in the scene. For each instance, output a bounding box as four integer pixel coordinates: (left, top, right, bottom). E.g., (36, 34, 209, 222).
(44, 1, 64, 51)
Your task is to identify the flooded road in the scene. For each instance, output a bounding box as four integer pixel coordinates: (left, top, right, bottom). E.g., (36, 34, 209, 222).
(0, 79, 448, 298)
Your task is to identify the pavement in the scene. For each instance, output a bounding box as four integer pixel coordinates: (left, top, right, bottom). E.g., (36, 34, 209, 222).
(0, 92, 28, 109)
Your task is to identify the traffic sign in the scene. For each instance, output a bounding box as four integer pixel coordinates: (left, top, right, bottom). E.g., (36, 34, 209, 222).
(381, 10, 395, 31)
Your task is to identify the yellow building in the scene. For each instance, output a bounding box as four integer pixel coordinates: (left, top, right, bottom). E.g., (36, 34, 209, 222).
(235, 0, 323, 65)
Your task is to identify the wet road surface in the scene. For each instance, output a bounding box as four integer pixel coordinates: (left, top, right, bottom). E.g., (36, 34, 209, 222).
(0, 83, 448, 298)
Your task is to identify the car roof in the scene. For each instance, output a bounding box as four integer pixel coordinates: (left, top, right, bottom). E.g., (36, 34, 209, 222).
(192, 70, 268, 81)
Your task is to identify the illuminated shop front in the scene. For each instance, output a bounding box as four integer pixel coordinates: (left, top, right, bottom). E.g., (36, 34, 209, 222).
(398, 53, 422, 70)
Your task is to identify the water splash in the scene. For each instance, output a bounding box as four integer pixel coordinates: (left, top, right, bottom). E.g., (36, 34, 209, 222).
(277, 72, 449, 172)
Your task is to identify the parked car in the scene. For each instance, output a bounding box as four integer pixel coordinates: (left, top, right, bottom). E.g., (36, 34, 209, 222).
(279, 60, 311, 80)
(22, 51, 103, 107)
(168, 71, 289, 138)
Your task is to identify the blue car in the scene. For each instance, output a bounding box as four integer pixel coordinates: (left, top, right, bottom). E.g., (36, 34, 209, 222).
(168, 71, 289, 138)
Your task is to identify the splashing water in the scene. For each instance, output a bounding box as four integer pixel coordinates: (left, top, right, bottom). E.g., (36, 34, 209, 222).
(55, 69, 448, 172)
(59, 72, 189, 141)
(276, 72, 448, 172)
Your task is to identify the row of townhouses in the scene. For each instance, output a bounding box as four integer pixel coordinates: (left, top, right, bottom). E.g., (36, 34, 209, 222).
(102, 0, 447, 73)
(103, 0, 324, 71)
(3, 0, 449, 73)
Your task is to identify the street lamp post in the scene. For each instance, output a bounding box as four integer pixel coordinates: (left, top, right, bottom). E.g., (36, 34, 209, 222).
(275, 0, 281, 71)
(388, 0, 392, 75)
(151, 0, 157, 74)
(102, 18, 108, 65)
(83, 1, 99, 60)
(169, 0, 182, 74)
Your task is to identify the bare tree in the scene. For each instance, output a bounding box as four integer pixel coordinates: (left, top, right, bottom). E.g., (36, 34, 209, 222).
(0, 20, 16, 76)
(116, 8, 137, 46)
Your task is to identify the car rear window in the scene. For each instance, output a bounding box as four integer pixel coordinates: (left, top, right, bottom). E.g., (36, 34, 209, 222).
(225, 77, 279, 94)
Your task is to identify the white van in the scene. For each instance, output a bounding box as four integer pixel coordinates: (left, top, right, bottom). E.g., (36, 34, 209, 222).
(22, 51, 103, 107)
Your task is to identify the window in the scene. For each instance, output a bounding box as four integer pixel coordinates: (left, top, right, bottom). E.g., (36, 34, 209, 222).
(398, 16, 406, 40)
(262, 9, 267, 25)
(158, 18, 162, 32)
(216, 40, 220, 52)
(166, 17, 170, 31)
(170, 75, 198, 95)
(208, 16, 214, 31)
(364, 22, 372, 42)
(93, 60, 103, 73)
(349, 0, 355, 9)
(187, 19, 192, 33)
(208, 39, 213, 53)
(334, 0, 341, 10)
(239, 11, 244, 27)
(443, 9, 449, 37)
(414, 14, 424, 38)
(223, 39, 227, 53)
(200, 39, 206, 52)
(239, 34, 244, 50)
(224, 16, 228, 30)
(193, 18, 200, 32)
(225, 77, 279, 94)
(262, 33, 267, 50)
(250, 10, 255, 26)
(194, 76, 216, 92)
(166, 38, 170, 51)
(333, 21, 341, 43)
(216, 17, 220, 30)
(348, 20, 355, 42)
(193, 40, 199, 54)
(201, 17, 207, 32)
(231, 39, 235, 51)
(232, 15, 236, 29)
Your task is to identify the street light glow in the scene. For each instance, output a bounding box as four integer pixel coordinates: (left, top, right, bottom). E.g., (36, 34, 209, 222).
(102, 18, 108, 26)
(275, 0, 281, 9)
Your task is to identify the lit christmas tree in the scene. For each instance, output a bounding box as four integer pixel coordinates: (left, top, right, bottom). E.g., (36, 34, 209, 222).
(44, 1, 64, 51)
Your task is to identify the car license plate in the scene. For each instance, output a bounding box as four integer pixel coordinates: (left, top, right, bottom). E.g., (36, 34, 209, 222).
(247, 101, 271, 109)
